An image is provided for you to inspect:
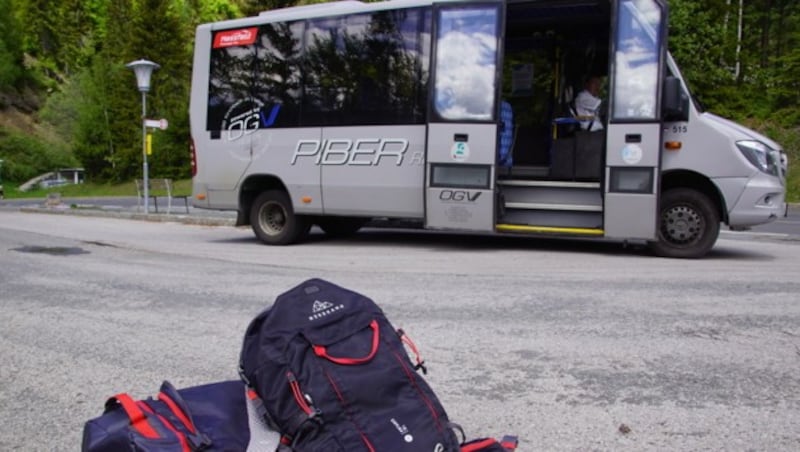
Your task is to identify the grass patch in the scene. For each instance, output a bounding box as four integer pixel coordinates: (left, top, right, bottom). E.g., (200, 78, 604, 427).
(2, 179, 192, 199)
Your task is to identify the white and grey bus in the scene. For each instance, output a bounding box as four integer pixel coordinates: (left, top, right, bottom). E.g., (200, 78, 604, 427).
(189, 0, 788, 258)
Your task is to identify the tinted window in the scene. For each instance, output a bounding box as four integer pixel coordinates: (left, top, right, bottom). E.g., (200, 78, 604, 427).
(207, 8, 431, 129)
(304, 9, 431, 126)
(252, 22, 305, 128)
(207, 28, 258, 132)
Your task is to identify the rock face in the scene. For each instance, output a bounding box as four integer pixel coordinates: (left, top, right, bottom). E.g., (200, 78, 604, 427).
(0, 106, 40, 137)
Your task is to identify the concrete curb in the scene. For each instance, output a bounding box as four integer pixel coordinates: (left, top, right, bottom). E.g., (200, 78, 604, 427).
(19, 206, 237, 227)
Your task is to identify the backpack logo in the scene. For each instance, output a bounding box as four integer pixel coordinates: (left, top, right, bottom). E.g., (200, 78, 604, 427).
(309, 300, 344, 321)
(312, 300, 334, 313)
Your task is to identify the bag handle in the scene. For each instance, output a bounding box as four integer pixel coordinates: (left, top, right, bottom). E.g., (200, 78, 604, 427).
(108, 393, 160, 439)
(312, 319, 379, 365)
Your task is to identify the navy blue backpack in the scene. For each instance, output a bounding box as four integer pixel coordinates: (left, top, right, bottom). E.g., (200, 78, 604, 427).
(239, 278, 463, 451)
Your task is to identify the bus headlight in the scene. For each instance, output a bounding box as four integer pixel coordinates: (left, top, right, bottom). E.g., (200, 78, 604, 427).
(780, 150, 788, 176)
(736, 140, 780, 177)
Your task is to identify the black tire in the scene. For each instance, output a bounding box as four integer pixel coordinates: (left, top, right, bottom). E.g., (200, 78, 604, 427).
(649, 188, 720, 258)
(250, 190, 310, 245)
(317, 217, 369, 238)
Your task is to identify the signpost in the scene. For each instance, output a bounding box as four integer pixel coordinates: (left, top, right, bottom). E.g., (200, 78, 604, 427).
(144, 119, 168, 156)
(144, 118, 169, 130)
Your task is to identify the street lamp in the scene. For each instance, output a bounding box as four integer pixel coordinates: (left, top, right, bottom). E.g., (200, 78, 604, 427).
(125, 59, 160, 213)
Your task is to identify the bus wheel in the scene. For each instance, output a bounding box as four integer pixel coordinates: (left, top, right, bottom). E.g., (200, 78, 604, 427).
(250, 190, 310, 245)
(649, 188, 719, 258)
(317, 217, 369, 238)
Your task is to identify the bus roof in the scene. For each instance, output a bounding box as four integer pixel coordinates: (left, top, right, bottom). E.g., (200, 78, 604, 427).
(201, 0, 473, 31)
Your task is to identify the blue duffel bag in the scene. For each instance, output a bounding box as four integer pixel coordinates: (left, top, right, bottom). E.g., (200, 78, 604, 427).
(82, 380, 262, 452)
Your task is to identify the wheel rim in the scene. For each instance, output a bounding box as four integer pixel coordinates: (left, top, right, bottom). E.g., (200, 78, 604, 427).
(257, 201, 286, 236)
(660, 203, 704, 247)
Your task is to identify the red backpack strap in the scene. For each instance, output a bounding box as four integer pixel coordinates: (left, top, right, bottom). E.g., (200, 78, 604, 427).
(398, 328, 427, 374)
(500, 435, 519, 451)
(106, 394, 160, 439)
(461, 435, 519, 452)
(461, 438, 499, 452)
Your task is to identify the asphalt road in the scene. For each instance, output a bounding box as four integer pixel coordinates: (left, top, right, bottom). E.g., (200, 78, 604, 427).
(1, 210, 800, 451)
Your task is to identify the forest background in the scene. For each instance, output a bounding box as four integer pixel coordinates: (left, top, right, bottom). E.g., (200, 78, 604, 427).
(0, 0, 798, 200)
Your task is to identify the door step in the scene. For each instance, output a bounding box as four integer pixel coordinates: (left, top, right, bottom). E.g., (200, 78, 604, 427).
(504, 202, 602, 212)
(497, 177, 604, 231)
(498, 179, 600, 189)
(496, 224, 604, 236)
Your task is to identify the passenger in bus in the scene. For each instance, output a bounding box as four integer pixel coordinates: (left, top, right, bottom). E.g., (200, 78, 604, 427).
(574, 76, 605, 132)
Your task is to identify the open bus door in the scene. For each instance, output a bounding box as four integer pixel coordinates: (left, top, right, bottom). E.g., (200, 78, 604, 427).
(603, 0, 667, 240)
(425, 1, 504, 232)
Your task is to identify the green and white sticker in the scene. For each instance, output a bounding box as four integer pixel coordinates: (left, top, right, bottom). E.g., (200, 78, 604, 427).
(451, 142, 470, 162)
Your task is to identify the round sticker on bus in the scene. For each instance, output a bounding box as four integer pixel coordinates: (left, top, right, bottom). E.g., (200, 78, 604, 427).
(451, 142, 469, 162)
(621, 144, 643, 165)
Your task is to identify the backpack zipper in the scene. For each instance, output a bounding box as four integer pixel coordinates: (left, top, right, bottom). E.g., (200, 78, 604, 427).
(323, 369, 376, 452)
(392, 351, 444, 432)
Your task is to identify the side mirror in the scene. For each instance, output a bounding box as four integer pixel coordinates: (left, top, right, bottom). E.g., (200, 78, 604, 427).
(662, 76, 688, 121)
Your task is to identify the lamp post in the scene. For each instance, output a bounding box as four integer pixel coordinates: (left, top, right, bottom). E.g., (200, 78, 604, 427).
(125, 59, 160, 213)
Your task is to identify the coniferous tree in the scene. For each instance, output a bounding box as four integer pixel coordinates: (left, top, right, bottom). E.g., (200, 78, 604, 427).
(238, 0, 297, 17)
(125, 0, 194, 179)
(19, 0, 62, 85)
(0, 0, 24, 91)
(72, 0, 139, 181)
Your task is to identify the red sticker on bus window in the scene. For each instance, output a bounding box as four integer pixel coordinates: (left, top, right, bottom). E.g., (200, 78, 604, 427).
(213, 27, 258, 48)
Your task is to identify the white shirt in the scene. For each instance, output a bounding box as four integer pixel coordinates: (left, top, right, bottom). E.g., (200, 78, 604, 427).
(574, 89, 604, 131)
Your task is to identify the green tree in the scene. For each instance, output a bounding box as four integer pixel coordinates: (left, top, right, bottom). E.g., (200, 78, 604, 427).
(69, 0, 139, 182)
(187, 0, 242, 23)
(668, 0, 737, 115)
(0, 0, 24, 91)
(238, 0, 296, 17)
(126, 0, 195, 180)
(71, 62, 120, 181)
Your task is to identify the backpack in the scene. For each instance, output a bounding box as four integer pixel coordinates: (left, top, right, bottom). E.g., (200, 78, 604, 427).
(239, 278, 463, 452)
(82, 380, 254, 452)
